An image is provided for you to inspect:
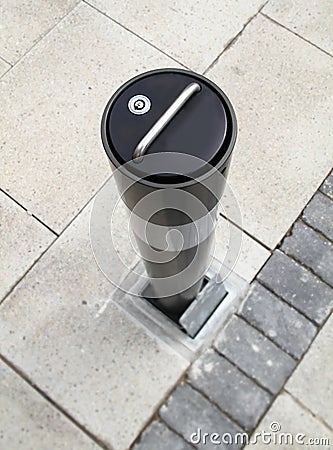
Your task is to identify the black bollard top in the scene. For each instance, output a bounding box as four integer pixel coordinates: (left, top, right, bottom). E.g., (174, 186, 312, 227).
(101, 68, 236, 183)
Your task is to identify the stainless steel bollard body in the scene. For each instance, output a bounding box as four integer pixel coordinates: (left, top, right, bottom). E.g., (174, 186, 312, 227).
(101, 69, 237, 316)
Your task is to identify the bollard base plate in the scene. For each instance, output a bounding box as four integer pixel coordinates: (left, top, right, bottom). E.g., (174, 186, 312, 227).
(112, 258, 249, 360)
(143, 276, 228, 339)
(142, 277, 207, 324)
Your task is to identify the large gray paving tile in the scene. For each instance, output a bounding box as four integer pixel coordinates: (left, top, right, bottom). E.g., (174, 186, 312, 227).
(207, 15, 333, 248)
(264, 0, 333, 55)
(214, 316, 296, 394)
(0, 0, 79, 64)
(240, 282, 317, 359)
(0, 198, 188, 450)
(0, 191, 55, 301)
(89, 0, 265, 72)
(281, 221, 333, 286)
(0, 3, 178, 234)
(160, 383, 244, 450)
(246, 392, 333, 449)
(0, 359, 99, 450)
(286, 314, 333, 428)
(188, 349, 271, 431)
(258, 250, 333, 325)
(215, 216, 270, 282)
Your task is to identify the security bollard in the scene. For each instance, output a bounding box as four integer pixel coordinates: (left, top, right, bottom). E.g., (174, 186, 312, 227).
(101, 69, 237, 319)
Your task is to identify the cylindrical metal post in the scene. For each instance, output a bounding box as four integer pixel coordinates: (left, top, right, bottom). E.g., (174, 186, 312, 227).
(101, 69, 237, 316)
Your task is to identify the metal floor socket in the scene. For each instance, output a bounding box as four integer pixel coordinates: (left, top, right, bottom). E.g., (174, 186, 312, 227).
(112, 258, 249, 361)
(143, 276, 228, 339)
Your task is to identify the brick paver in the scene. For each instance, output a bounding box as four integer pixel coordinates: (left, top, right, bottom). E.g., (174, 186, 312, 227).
(214, 315, 296, 394)
(149, 170, 332, 449)
(160, 383, 244, 450)
(302, 192, 333, 242)
(281, 220, 333, 287)
(239, 282, 317, 359)
(320, 171, 333, 199)
(133, 421, 194, 450)
(258, 250, 333, 325)
(188, 349, 271, 431)
(0, 2, 332, 449)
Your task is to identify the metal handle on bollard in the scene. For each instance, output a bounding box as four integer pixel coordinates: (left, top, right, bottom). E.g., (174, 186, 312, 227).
(132, 82, 201, 160)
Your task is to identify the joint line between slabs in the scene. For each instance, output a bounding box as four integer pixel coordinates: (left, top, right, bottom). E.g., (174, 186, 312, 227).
(0, 188, 58, 236)
(284, 388, 333, 433)
(0, 174, 112, 307)
(261, 12, 333, 58)
(0, 54, 12, 66)
(0, 1, 82, 75)
(203, 1, 269, 75)
(218, 212, 272, 253)
(235, 313, 301, 361)
(0, 353, 111, 450)
(83, 0, 191, 70)
(256, 279, 320, 328)
(183, 380, 248, 433)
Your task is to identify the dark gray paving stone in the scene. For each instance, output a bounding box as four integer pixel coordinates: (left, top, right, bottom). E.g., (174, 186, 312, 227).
(302, 192, 333, 241)
(133, 421, 193, 450)
(214, 316, 296, 394)
(258, 250, 333, 325)
(159, 383, 245, 450)
(188, 349, 271, 431)
(239, 282, 317, 359)
(281, 221, 333, 286)
(320, 172, 333, 199)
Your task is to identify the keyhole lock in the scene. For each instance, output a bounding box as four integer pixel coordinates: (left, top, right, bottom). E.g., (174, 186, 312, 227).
(128, 95, 151, 115)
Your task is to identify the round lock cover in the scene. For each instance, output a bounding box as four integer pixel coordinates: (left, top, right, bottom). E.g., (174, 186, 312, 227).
(101, 69, 236, 183)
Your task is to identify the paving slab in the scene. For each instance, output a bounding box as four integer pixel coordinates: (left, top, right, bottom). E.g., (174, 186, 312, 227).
(160, 383, 244, 450)
(0, 199, 188, 450)
(302, 192, 333, 242)
(133, 421, 194, 450)
(88, 0, 265, 72)
(258, 250, 333, 325)
(281, 221, 333, 286)
(0, 0, 80, 64)
(188, 349, 271, 431)
(0, 57, 10, 77)
(207, 15, 333, 249)
(320, 172, 333, 199)
(263, 0, 333, 55)
(286, 314, 333, 429)
(0, 359, 99, 450)
(214, 316, 296, 394)
(0, 191, 55, 301)
(0, 3, 178, 234)
(240, 282, 317, 359)
(246, 391, 333, 449)
(215, 216, 270, 282)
